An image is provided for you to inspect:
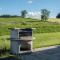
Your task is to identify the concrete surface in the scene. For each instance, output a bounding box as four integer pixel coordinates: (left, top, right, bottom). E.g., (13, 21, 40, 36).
(0, 45, 60, 60)
(19, 45, 60, 60)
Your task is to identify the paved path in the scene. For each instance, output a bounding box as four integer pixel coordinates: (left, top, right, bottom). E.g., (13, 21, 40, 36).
(20, 45, 60, 60)
(0, 45, 60, 60)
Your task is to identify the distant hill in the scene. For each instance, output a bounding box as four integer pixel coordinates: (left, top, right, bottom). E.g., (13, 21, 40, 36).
(0, 17, 60, 35)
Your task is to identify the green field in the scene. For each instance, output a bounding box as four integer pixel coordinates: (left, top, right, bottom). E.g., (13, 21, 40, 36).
(48, 18, 60, 23)
(33, 32, 60, 48)
(0, 17, 60, 49)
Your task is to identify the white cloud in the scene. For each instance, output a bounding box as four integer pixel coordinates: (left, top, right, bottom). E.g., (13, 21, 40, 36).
(28, 11, 41, 16)
(26, 11, 41, 19)
(28, 0, 32, 4)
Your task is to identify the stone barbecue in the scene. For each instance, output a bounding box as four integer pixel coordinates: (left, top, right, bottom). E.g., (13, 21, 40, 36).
(9, 28, 32, 54)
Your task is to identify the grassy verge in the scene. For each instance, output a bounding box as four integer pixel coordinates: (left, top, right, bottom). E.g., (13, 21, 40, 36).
(33, 32, 60, 48)
(0, 35, 10, 49)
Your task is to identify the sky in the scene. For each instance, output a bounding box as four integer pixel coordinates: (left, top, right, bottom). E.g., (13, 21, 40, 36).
(0, 0, 60, 18)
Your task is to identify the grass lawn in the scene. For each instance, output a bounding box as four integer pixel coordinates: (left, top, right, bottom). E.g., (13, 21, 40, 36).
(0, 18, 60, 35)
(0, 18, 60, 49)
(33, 32, 60, 48)
(0, 32, 60, 49)
(48, 18, 60, 23)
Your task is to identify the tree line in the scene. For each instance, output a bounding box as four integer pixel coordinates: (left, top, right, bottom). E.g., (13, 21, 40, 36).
(21, 9, 60, 21)
(0, 15, 19, 18)
(0, 9, 50, 21)
(0, 9, 60, 20)
(21, 9, 50, 21)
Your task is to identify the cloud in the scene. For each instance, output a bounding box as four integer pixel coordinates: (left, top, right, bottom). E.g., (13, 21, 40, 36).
(26, 11, 41, 19)
(28, 11, 41, 16)
(28, 0, 32, 4)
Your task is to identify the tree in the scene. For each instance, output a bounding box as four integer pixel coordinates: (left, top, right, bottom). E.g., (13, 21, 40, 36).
(0, 15, 11, 18)
(21, 10, 27, 18)
(0, 15, 18, 18)
(56, 13, 60, 18)
(41, 9, 50, 21)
